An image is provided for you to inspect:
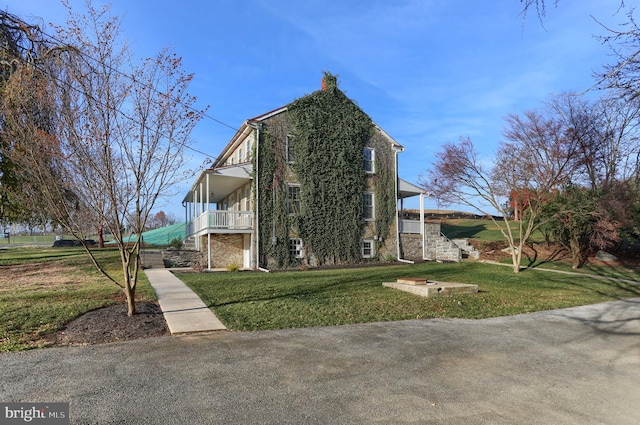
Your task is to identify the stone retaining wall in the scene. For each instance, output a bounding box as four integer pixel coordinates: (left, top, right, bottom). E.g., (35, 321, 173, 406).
(162, 249, 205, 268)
(399, 222, 462, 262)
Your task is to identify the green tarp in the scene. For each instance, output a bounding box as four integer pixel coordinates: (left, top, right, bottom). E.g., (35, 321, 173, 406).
(107, 222, 185, 246)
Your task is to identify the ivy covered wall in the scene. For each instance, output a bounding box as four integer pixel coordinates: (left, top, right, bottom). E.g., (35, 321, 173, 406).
(255, 74, 398, 269)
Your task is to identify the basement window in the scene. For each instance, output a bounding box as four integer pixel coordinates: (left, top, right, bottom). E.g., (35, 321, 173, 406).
(361, 239, 375, 258)
(289, 238, 304, 258)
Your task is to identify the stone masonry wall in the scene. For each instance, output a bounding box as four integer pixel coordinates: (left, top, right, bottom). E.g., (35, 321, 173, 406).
(399, 233, 423, 261)
(400, 222, 462, 262)
(425, 222, 462, 262)
(206, 233, 244, 268)
(162, 249, 205, 268)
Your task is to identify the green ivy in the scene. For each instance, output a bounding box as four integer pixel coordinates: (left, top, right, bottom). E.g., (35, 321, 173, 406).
(256, 119, 297, 268)
(287, 78, 373, 265)
(368, 131, 396, 252)
(255, 73, 397, 268)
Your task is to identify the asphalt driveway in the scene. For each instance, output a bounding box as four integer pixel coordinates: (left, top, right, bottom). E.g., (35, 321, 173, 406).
(2, 298, 639, 424)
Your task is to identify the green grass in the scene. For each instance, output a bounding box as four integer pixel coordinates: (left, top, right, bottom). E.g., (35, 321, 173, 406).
(0, 247, 156, 352)
(178, 262, 640, 331)
(439, 218, 546, 243)
(440, 219, 512, 240)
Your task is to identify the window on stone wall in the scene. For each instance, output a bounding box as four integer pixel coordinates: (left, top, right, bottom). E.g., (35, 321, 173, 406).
(287, 184, 301, 214)
(286, 135, 296, 163)
(363, 191, 375, 220)
(289, 238, 304, 258)
(364, 147, 375, 173)
(361, 239, 375, 258)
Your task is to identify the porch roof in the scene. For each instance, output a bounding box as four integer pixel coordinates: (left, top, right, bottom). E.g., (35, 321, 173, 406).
(398, 178, 427, 199)
(183, 164, 253, 204)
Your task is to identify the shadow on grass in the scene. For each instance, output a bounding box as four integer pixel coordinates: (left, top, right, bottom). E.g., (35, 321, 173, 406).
(440, 224, 488, 239)
(199, 275, 376, 309)
(523, 243, 571, 269)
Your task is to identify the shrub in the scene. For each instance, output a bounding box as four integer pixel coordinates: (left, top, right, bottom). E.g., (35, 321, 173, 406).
(170, 238, 183, 250)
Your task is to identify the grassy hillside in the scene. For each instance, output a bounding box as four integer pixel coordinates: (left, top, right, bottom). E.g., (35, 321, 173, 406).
(439, 218, 519, 241)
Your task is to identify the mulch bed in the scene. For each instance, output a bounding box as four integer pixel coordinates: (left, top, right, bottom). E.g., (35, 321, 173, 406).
(48, 301, 170, 347)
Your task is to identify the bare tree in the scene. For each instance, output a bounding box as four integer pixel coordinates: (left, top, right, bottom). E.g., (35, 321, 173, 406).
(548, 93, 640, 188)
(422, 109, 579, 272)
(3, 3, 203, 315)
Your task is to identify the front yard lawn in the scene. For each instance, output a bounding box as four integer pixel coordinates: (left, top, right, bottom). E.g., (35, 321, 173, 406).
(178, 261, 640, 331)
(0, 247, 157, 351)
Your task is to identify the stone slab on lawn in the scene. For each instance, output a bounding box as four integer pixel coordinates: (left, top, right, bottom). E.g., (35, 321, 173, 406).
(383, 281, 478, 297)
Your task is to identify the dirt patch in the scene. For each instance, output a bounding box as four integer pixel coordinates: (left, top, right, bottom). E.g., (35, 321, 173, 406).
(0, 262, 85, 289)
(473, 240, 640, 270)
(43, 301, 170, 347)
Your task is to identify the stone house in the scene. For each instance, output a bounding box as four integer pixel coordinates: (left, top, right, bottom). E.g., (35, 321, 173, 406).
(182, 76, 460, 270)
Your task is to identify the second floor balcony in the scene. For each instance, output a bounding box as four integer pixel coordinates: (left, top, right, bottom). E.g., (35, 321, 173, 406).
(187, 210, 253, 237)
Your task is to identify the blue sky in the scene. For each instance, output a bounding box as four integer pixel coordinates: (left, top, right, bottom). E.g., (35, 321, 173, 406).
(4, 0, 631, 217)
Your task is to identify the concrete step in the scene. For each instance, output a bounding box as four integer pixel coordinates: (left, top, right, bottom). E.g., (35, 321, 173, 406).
(142, 250, 165, 269)
(182, 237, 196, 250)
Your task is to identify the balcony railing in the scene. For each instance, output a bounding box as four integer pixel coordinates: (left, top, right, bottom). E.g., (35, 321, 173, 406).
(187, 210, 253, 236)
(398, 219, 423, 234)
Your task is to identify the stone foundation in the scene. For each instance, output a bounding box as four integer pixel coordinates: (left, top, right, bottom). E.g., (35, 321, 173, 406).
(205, 233, 244, 268)
(162, 249, 205, 268)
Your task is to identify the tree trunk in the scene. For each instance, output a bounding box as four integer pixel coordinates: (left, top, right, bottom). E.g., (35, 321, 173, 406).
(97, 223, 104, 248)
(124, 284, 136, 316)
(569, 236, 587, 269)
(511, 245, 522, 273)
(121, 253, 138, 316)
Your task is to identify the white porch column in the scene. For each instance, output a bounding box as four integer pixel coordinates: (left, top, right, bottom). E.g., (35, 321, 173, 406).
(199, 182, 204, 215)
(192, 189, 197, 220)
(206, 173, 210, 211)
(207, 233, 211, 270)
(192, 189, 199, 250)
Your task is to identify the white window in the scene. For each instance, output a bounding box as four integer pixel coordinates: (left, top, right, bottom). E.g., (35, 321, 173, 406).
(246, 140, 252, 160)
(364, 148, 375, 173)
(230, 157, 235, 165)
(361, 239, 375, 258)
(289, 238, 304, 258)
(286, 135, 296, 163)
(238, 148, 243, 163)
(287, 184, 301, 214)
(363, 192, 375, 220)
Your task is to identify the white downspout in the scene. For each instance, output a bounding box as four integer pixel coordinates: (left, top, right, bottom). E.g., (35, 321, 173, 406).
(420, 192, 425, 260)
(394, 145, 413, 264)
(394, 147, 403, 262)
(248, 121, 268, 272)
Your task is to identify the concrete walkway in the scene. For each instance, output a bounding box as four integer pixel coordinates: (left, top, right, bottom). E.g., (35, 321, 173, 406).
(144, 268, 227, 334)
